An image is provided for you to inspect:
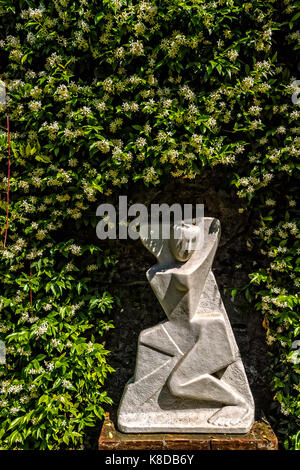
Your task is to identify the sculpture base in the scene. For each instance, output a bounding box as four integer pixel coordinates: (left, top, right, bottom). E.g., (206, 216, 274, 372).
(118, 406, 254, 434)
(118, 367, 254, 434)
(99, 413, 278, 450)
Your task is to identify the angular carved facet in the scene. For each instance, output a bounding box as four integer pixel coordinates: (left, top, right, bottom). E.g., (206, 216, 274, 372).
(118, 218, 254, 433)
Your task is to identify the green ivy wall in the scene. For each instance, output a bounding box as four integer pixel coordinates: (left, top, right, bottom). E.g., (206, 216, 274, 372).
(0, 0, 299, 449)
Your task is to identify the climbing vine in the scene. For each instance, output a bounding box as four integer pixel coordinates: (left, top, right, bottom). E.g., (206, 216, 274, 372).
(0, 0, 299, 449)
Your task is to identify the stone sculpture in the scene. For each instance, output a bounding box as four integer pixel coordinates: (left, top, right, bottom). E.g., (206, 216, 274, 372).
(118, 217, 254, 433)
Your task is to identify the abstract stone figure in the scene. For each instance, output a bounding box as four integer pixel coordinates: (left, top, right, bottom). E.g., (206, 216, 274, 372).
(118, 218, 254, 433)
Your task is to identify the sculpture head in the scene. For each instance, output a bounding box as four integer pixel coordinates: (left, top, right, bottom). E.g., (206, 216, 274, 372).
(140, 217, 219, 268)
(169, 224, 202, 262)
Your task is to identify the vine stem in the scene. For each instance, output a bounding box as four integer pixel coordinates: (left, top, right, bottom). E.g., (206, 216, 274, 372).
(3, 87, 11, 248)
(29, 262, 33, 308)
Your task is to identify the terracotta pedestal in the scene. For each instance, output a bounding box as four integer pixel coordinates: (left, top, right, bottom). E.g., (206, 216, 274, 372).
(99, 413, 278, 450)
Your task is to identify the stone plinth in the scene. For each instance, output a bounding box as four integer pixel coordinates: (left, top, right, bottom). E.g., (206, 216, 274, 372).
(99, 413, 278, 450)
